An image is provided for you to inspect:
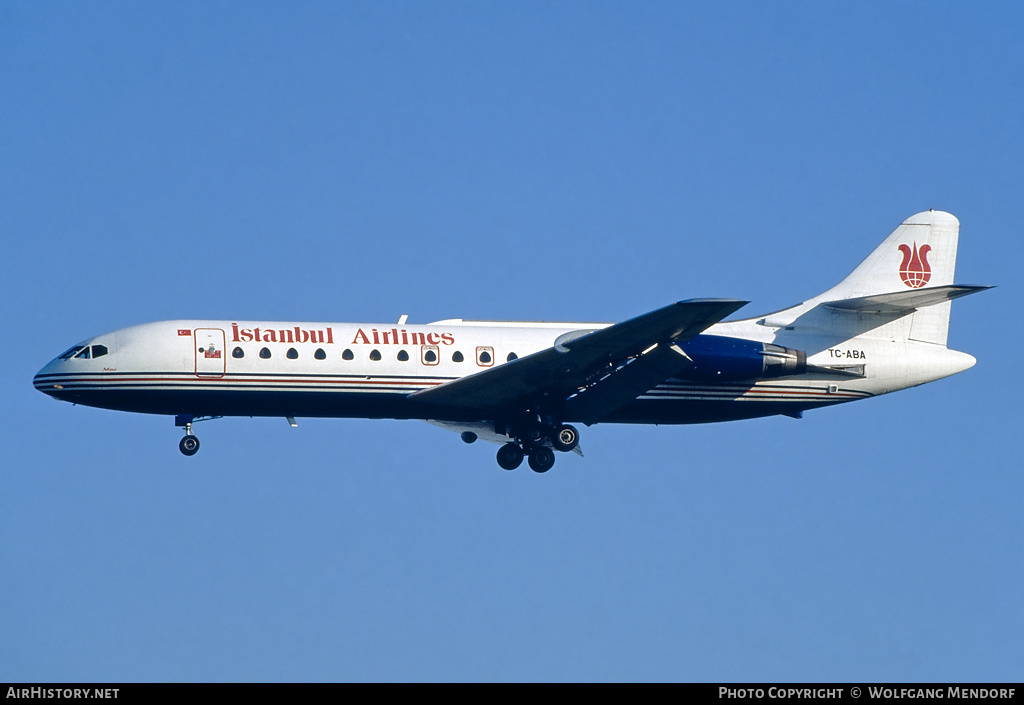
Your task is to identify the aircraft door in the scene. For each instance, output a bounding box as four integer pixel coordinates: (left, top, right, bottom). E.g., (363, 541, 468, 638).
(194, 328, 226, 378)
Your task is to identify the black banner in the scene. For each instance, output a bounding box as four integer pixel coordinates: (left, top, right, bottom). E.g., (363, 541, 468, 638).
(1, 684, 1022, 697)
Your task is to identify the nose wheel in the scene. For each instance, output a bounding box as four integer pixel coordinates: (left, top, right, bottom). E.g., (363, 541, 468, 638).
(179, 433, 200, 456)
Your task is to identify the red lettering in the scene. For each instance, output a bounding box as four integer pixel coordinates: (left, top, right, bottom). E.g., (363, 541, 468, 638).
(223, 323, 418, 346)
(427, 332, 440, 345)
(441, 333, 454, 345)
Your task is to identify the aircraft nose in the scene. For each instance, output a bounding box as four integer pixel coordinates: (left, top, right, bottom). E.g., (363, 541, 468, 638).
(34, 359, 66, 398)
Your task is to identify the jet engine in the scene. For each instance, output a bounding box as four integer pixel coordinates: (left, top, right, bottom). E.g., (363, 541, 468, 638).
(674, 335, 806, 381)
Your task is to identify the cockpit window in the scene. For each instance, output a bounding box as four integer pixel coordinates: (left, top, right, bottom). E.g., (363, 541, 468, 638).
(58, 344, 109, 360)
(58, 346, 85, 360)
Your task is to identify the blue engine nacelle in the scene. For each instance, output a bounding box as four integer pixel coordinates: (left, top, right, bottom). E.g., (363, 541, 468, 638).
(674, 335, 807, 381)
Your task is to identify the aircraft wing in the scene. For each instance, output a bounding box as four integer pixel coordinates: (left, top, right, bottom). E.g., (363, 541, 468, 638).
(410, 299, 747, 420)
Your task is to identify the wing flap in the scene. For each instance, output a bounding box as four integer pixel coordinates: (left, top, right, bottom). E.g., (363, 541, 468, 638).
(561, 343, 692, 425)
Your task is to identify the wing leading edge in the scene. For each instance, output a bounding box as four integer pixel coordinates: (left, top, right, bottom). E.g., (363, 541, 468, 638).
(410, 299, 747, 422)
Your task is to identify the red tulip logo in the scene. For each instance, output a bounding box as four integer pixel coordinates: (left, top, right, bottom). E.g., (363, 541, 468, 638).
(898, 242, 932, 288)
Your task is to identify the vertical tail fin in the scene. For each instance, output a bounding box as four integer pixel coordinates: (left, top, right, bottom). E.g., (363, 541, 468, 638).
(816, 210, 960, 300)
(811, 210, 961, 345)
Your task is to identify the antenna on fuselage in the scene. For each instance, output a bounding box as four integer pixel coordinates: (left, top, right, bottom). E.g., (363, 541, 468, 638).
(397, 314, 409, 325)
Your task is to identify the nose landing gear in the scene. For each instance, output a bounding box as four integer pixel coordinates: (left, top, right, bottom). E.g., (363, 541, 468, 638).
(174, 414, 221, 456)
(177, 415, 200, 456)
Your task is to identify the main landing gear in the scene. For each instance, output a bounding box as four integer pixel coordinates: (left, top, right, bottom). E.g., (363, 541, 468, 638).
(495, 423, 579, 473)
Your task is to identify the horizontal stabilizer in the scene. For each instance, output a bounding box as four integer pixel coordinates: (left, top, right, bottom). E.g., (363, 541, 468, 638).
(823, 285, 991, 314)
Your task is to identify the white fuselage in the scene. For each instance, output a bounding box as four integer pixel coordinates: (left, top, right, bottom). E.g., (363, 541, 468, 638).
(33, 315, 975, 426)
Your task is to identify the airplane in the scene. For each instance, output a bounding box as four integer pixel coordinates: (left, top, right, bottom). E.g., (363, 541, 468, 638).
(34, 210, 989, 473)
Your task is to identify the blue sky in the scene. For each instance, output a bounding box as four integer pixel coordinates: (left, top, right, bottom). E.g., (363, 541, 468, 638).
(2, 1, 1020, 682)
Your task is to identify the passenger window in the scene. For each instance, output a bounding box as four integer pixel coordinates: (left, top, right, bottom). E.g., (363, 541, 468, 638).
(92, 345, 108, 358)
(314, 348, 326, 360)
(232, 347, 244, 358)
(342, 349, 354, 360)
(422, 346, 438, 365)
(506, 352, 517, 362)
(369, 349, 381, 361)
(452, 351, 464, 363)
(259, 347, 271, 359)
(476, 347, 493, 367)
(397, 350, 409, 362)
(287, 348, 298, 359)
